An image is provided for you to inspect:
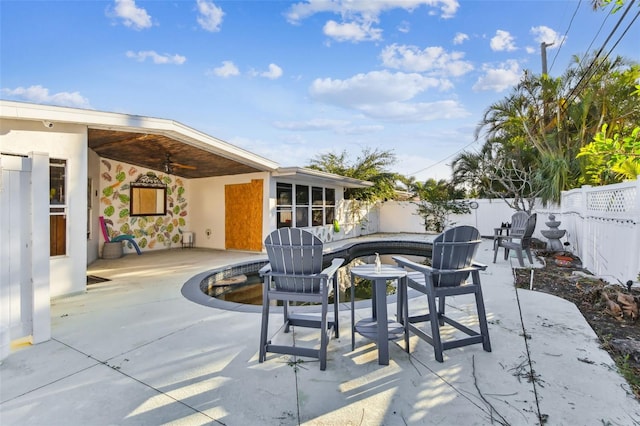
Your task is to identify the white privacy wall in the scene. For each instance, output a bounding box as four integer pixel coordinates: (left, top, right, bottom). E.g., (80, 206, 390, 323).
(378, 179, 640, 285)
(536, 179, 640, 285)
(380, 199, 524, 237)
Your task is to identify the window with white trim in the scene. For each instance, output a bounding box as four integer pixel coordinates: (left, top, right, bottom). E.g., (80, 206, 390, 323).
(49, 159, 67, 256)
(276, 183, 336, 229)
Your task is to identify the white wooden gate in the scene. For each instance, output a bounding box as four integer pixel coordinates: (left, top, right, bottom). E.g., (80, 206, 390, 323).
(0, 152, 51, 360)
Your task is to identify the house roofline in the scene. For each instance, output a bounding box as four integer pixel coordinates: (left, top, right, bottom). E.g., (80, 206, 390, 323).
(273, 167, 373, 188)
(0, 100, 280, 172)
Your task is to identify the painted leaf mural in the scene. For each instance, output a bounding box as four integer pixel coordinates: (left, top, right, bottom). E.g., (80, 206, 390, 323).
(100, 160, 188, 251)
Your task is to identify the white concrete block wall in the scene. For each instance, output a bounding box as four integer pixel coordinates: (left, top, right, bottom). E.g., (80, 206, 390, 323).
(380, 199, 521, 237)
(379, 179, 639, 285)
(378, 201, 423, 233)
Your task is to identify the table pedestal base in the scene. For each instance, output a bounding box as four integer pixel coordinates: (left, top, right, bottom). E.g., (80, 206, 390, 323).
(355, 318, 405, 341)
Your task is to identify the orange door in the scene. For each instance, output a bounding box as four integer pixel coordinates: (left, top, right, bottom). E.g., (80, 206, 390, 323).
(224, 179, 263, 251)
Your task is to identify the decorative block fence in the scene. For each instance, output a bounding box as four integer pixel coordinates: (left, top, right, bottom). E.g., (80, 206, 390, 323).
(535, 179, 640, 286)
(378, 178, 640, 286)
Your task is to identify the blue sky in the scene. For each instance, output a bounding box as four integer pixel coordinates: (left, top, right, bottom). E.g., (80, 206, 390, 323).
(2, 0, 638, 181)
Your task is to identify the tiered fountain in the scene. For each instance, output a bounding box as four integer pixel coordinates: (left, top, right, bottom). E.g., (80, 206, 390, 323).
(540, 214, 566, 251)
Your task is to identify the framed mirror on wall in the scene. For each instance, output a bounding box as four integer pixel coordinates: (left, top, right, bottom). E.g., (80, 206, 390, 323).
(130, 174, 167, 216)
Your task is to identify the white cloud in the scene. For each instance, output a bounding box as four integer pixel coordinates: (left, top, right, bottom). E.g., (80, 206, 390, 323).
(1, 85, 91, 108)
(261, 63, 283, 79)
(398, 20, 411, 33)
(286, 0, 459, 42)
(452, 32, 468, 45)
(196, 0, 224, 32)
(323, 20, 382, 42)
(490, 30, 517, 52)
(380, 44, 473, 77)
(338, 124, 385, 135)
(394, 153, 454, 181)
(357, 100, 468, 122)
(310, 70, 442, 106)
(530, 25, 565, 48)
(248, 63, 284, 79)
(273, 118, 350, 131)
(230, 135, 311, 166)
(112, 0, 152, 30)
(273, 119, 384, 135)
(308, 70, 466, 121)
(126, 50, 186, 65)
(473, 60, 522, 92)
(286, 0, 460, 23)
(208, 60, 239, 77)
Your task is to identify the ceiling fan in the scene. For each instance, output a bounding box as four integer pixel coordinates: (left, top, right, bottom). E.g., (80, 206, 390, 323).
(163, 153, 196, 174)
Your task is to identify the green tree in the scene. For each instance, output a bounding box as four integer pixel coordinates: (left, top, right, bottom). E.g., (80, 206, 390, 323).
(410, 179, 470, 233)
(472, 53, 638, 205)
(454, 1, 639, 208)
(453, 135, 541, 213)
(591, 0, 628, 12)
(307, 148, 402, 201)
(578, 124, 640, 184)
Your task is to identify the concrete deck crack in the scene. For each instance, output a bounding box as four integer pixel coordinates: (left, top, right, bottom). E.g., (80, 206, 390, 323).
(405, 345, 509, 424)
(13, 334, 228, 425)
(513, 269, 545, 426)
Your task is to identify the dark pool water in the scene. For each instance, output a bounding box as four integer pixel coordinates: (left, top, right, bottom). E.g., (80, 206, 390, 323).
(201, 243, 430, 306)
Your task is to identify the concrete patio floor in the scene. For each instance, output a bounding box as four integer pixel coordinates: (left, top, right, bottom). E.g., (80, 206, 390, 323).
(1, 234, 639, 425)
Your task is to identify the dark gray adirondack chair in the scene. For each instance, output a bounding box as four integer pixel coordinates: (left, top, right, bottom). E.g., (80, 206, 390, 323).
(493, 213, 537, 267)
(510, 211, 530, 238)
(393, 226, 491, 362)
(259, 228, 344, 370)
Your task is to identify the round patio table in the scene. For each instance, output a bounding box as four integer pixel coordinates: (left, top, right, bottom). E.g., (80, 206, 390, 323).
(350, 264, 408, 365)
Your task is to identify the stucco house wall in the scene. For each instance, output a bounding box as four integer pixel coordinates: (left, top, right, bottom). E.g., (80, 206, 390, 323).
(1, 118, 87, 298)
(1, 100, 374, 353)
(87, 148, 101, 264)
(189, 172, 355, 250)
(188, 172, 269, 250)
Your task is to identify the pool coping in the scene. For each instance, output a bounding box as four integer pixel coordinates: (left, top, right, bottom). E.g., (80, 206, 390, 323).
(180, 237, 433, 313)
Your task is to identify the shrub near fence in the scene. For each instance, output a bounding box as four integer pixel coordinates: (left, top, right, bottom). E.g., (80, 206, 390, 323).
(379, 178, 640, 285)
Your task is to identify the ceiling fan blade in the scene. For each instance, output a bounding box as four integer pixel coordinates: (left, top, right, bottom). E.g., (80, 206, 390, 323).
(163, 153, 196, 170)
(170, 162, 197, 170)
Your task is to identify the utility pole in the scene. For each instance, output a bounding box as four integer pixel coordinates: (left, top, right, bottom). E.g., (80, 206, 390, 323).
(540, 42, 554, 130)
(541, 42, 554, 75)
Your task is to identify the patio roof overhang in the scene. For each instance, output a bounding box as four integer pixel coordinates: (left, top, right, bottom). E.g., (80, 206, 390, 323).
(273, 167, 373, 189)
(1, 100, 279, 179)
(1, 101, 375, 187)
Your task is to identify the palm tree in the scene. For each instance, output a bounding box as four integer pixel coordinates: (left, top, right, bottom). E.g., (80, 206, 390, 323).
(473, 53, 638, 205)
(307, 147, 402, 201)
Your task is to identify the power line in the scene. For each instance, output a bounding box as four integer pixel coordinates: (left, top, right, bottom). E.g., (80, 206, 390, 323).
(412, 1, 637, 180)
(408, 138, 480, 177)
(549, 0, 583, 74)
(562, 0, 636, 108)
(604, 8, 640, 58)
(579, 2, 613, 60)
